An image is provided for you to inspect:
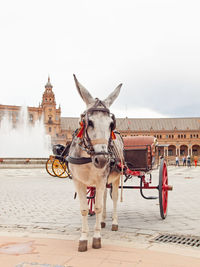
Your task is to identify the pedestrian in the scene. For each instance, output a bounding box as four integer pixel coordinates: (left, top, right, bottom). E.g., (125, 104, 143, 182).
(194, 156, 198, 167)
(159, 155, 163, 165)
(175, 155, 179, 166)
(187, 155, 191, 167)
(182, 156, 186, 166)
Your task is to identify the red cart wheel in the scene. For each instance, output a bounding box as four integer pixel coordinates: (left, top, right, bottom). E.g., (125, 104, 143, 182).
(87, 187, 96, 216)
(159, 159, 168, 219)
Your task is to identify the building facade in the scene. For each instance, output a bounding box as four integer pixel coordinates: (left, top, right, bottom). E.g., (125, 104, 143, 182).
(0, 77, 61, 139)
(1, 78, 200, 163)
(116, 117, 200, 164)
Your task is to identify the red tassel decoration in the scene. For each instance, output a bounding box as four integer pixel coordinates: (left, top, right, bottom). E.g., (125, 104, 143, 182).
(77, 121, 85, 138)
(111, 131, 116, 140)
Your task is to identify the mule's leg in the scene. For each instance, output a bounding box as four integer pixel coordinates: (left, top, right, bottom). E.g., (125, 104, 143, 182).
(73, 180, 89, 252)
(92, 185, 105, 249)
(101, 187, 107, 228)
(111, 177, 120, 231)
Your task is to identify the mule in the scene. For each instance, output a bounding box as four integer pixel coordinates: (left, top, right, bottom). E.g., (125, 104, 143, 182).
(68, 75, 124, 252)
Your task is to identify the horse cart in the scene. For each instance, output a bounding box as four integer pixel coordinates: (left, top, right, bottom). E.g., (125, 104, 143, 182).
(46, 135, 172, 219)
(45, 75, 174, 252)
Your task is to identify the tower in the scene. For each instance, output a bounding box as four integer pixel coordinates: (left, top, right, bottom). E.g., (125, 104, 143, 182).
(41, 76, 61, 137)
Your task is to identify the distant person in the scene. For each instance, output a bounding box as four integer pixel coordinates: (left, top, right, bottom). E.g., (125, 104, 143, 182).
(194, 156, 198, 167)
(175, 155, 179, 166)
(182, 156, 186, 166)
(187, 155, 191, 167)
(159, 155, 164, 165)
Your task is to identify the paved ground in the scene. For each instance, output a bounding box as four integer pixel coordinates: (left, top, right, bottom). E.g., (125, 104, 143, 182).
(0, 165, 200, 266)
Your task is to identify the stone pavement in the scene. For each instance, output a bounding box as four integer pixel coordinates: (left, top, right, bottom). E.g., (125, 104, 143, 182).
(0, 165, 200, 266)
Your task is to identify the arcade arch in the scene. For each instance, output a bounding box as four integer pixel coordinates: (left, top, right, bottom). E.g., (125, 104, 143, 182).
(180, 145, 188, 156)
(192, 144, 200, 156)
(168, 145, 176, 156)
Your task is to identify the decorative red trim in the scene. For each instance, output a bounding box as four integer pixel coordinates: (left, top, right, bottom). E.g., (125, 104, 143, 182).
(111, 131, 116, 139)
(77, 121, 85, 138)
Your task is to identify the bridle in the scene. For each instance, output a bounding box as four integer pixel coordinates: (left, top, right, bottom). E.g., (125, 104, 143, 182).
(67, 98, 116, 165)
(78, 98, 116, 156)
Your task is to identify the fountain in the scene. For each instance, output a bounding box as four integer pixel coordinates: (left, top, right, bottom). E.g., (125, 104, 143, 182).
(0, 106, 52, 158)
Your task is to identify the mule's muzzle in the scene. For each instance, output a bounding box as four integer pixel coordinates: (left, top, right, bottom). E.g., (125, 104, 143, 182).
(93, 153, 109, 169)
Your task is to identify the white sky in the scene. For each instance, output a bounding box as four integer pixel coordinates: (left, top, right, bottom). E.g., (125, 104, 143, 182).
(1, 0, 200, 118)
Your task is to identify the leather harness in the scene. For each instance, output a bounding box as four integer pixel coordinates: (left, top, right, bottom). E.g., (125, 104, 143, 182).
(67, 98, 116, 165)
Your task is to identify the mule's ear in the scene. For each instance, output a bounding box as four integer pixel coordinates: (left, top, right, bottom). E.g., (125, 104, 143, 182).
(73, 74, 94, 106)
(103, 83, 122, 108)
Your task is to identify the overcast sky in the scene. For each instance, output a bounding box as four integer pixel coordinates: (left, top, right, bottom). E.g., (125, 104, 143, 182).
(1, 0, 200, 118)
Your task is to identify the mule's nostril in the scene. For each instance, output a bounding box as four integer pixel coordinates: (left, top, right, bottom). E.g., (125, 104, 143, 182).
(93, 155, 109, 169)
(95, 157, 99, 164)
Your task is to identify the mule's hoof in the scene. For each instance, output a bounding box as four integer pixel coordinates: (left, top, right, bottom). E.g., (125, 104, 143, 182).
(111, 224, 118, 231)
(92, 237, 101, 249)
(101, 222, 106, 228)
(78, 240, 88, 252)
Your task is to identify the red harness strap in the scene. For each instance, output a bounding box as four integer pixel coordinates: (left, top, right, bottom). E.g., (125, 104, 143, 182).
(77, 121, 116, 140)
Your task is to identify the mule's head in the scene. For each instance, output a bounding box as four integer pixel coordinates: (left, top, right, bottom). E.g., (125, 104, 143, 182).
(73, 74, 122, 169)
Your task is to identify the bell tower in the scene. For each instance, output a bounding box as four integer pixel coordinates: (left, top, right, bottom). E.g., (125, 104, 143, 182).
(41, 76, 56, 108)
(41, 76, 61, 137)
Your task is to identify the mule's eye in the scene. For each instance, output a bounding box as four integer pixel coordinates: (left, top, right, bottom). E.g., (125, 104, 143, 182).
(88, 120, 94, 128)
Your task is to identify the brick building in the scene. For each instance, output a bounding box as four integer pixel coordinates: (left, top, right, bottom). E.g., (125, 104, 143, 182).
(1, 78, 200, 162)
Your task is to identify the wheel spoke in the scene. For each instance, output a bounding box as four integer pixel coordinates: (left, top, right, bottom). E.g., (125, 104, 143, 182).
(52, 159, 66, 177)
(46, 157, 56, 177)
(87, 187, 95, 216)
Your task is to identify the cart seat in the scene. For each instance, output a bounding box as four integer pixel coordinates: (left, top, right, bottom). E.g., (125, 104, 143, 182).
(123, 136, 157, 171)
